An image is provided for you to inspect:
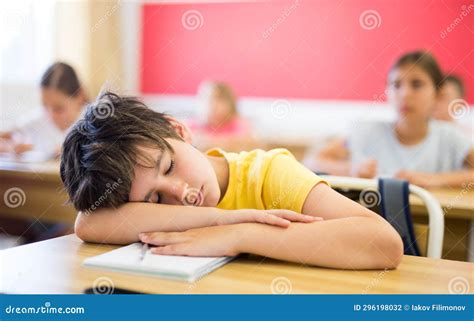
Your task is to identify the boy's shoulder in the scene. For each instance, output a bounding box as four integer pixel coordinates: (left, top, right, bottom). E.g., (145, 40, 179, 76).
(206, 147, 295, 164)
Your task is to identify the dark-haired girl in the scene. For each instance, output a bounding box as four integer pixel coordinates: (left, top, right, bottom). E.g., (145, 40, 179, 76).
(0, 62, 88, 158)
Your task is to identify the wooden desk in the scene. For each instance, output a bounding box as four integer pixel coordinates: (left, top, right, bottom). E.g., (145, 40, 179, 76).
(1, 159, 472, 261)
(409, 187, 473, 262)
(1, 234, 472, 294)
(0, 161, 76, 224)
(410, 187, 474, 219)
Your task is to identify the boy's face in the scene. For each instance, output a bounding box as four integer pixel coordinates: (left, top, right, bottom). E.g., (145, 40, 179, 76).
(41, 88, 84, 131)
(207, 95, 232, 127)
(387, 64, 437, 122)
(433, 81, 463, 121)
(128, 139, 221, 207)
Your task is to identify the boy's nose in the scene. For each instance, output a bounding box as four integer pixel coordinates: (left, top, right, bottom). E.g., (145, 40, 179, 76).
(402, 84, 414, 97)
(163, 180, 188, 205)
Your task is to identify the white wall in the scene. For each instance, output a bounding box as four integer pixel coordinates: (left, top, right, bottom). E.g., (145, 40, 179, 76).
(0, 0, 55, 130)
(144, 94, 473, 145)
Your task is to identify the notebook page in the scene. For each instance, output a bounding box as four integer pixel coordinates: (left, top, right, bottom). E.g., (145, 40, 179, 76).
(84, 243, 234, 282)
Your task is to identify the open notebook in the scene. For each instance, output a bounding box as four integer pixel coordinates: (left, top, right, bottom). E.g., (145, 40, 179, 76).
(83, 243, 235, 282)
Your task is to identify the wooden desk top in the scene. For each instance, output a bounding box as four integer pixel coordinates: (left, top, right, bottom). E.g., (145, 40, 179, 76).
(0, 160, 76, 224)
(410, 187, 474, 219)
(0, 160, 60, 182)
(2, 234, 472, 294)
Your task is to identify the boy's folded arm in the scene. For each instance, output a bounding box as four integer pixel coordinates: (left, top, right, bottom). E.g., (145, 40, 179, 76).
(238, 215, 403, 270)
(74, 202, 310, 245)
(241, 182, 403, 269)
(74, 202, 224, 245)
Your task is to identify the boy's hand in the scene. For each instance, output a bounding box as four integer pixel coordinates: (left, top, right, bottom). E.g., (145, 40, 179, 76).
(217, 209, 323, 228)
(13, 143, 33, 154)
(139, 224, 246, 257)
(354, 158, 378, 178)
(395, 170, 441, 188)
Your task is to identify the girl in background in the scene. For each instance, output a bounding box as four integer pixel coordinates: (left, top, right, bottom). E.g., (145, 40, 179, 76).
(307, 51, 473, 188)
(0, 62, 88, 159)
(188, 81, 257, 152)
(0, 62, 87, 245)
(433, 75, 472, 136)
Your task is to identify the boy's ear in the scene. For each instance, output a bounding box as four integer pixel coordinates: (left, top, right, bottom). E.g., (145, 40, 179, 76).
(164, 115, 193, 144)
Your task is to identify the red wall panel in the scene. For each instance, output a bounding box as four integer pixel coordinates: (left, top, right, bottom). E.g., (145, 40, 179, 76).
(140, 0, 473, 103)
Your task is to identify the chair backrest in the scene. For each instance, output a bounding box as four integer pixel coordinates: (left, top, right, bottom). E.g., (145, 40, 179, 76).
(320, 175, 444, 259)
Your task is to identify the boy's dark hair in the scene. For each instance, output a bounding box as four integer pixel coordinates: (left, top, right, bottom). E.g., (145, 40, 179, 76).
(41, 62, 84, 98)
(60, 92, 183, 212)
(443, 75, 465, 98)
(390, 51, 444, 91)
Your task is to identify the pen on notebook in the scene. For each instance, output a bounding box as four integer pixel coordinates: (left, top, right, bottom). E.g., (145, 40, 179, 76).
(140, 242, 149, 261)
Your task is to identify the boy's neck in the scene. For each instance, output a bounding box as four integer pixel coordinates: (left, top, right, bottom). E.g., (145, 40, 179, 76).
(394, 119, 429, 146)
(207, 155, 229, 202)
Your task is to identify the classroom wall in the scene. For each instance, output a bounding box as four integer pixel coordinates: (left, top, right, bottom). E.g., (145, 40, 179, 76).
(1, 0, 125, 130)
(144, 95, 398, 144)
(140, 0, 474, 103)
(56, 0, 124, 99)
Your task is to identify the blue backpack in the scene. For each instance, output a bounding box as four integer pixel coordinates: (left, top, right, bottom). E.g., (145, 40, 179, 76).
(378, 178, 421, 256)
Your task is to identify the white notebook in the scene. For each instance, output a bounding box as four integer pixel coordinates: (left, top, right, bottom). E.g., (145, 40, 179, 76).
(83, 243, 235, 282)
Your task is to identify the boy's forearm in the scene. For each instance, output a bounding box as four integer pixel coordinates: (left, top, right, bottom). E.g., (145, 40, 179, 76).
(236, 216, 403, 270)
(433, 170, 474, 188)
(75, 203, 223, 244)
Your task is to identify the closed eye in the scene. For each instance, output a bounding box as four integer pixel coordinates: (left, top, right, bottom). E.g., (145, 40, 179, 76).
(154, 160, 174, 203)
(147, 156, 174, 203)
(165, 160, 175, 175)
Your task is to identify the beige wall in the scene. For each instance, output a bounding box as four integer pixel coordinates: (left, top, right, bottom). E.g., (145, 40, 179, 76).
(55, 0, 124, 99)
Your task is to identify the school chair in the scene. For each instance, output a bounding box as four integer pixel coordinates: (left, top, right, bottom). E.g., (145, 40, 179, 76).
(320, 175, 444, 259)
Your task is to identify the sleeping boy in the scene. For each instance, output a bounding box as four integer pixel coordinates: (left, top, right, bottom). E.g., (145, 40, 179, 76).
(60, 92, 403, 270)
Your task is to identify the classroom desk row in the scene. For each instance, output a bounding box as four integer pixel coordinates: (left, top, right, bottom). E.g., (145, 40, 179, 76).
(1, 234, 472, 294)
(0, 159, 472, 294)
(0, 160, 76, 224)
(0, 160, 473, 261)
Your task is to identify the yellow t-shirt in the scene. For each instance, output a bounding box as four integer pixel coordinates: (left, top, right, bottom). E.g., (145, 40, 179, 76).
(206, 148, 327, 213)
